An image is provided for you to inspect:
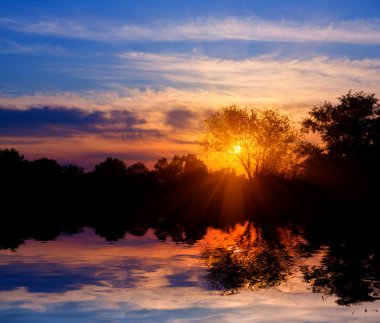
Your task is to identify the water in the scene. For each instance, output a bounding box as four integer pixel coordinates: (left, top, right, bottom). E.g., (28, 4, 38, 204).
(0, 222, 379, 322)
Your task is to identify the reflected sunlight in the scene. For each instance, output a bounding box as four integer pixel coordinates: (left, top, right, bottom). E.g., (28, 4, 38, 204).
(1, 0, 380, 321)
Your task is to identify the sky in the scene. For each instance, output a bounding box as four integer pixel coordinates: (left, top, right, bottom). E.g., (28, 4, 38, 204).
(1, 0, 380, 168)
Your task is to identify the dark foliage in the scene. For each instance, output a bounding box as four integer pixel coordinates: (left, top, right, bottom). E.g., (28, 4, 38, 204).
(300, 91, 380, 185)
(202, 223, 296, 292)
(302, 91, 380, 164)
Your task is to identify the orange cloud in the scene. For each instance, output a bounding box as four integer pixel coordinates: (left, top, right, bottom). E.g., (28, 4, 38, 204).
(2, 54, 379, 166)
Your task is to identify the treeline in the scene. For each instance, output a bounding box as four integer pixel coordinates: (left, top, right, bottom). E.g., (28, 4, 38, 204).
(0, 148, 253, 250)
(0, 145, 377, 224)
(0, 148, 247, 219)
(0, 148, 209, 183)
(0, 90, 379, 224)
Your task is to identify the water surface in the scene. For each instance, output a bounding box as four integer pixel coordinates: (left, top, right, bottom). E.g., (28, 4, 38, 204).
(0, 222, 379, 322)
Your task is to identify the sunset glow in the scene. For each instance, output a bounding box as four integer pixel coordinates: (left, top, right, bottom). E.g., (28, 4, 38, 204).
(1, 1, 380, 168)
(232, 145, 242, 154)
(1, 3, 380, 321)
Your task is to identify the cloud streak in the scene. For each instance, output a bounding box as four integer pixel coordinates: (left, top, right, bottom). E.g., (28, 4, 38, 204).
(115, 53, 380, 110)
(0, 106, 161, 139)
(0, 38, 67, 55)
(31, 53, 378, 114)
(3, 53, 380, 134)
(166, 108, 199, 129)
(2, 17, 380, 44)
(1, 53, 380, 166)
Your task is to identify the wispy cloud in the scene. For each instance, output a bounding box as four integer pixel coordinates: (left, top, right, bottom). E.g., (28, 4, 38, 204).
(0, 106, 161, 139)
(115, 52, 380, 110)
(0, 38, 67, 55)
(2, 52, 380, 165)
(166, 108, 199, 129)
(3, 51, 380, 123)
(34, 52, 379, 112)
(2, 16, 380, 44)
(3, 46, 380, 122)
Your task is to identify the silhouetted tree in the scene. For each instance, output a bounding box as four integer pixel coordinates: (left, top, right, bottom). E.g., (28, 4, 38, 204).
(302, 91, 380, 165)
(0, 148, 26, 180)
(93, 157, 127, 179)
(127, 162, 149, 176)
(200, 106, 300, 179)
(166, 155, 185, 180)
(32, 158, 62, 178)
(182, 154, 208, 177)
(0, 148, 24, 165)
(154, 157, 171, 182)
(62, 164, 84, 177)
(154, 154, 208, 182)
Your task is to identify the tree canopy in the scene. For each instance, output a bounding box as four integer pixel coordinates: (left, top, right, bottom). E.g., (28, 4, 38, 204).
(154, 154, 207, 182)
(200, 106, 299, 179)
(93, 157, 127, 179)
(302, 90, 380, 164)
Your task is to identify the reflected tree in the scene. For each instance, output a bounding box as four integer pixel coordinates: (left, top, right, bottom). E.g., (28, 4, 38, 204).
(302, 245, 380, 306)
(201, 222, 299, 293)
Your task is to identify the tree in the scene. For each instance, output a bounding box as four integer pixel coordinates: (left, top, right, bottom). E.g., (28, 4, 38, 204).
(93, 157, 127, 179)
(127, 162, 149, 176)
(182, 154, 207, 177)
(154, 157, 176, 182)
(302, 91, 380, 164)
(200, 106, 299, 179)
(32, 158, 62, 178)
(154, 154, 207, 182)
(0, 148, 24, 164)
(0, 148, 25, 177)
(62, 164, 84, 177)
(201, 222, 297, 292)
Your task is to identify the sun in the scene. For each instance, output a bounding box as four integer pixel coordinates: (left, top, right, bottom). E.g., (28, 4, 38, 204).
(232, 145, 242, 154)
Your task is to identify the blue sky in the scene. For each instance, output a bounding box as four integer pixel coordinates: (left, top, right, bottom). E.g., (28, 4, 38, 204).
(1, 0, 380, 166)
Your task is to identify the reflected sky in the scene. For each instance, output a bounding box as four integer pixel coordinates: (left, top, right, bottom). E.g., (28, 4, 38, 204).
(0, 226, 379, 322)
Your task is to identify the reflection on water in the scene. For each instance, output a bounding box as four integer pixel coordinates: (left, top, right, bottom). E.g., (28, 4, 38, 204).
(0, 221, 379, 322)
(202, 222, 380, 308)
(302, 244, 380, 306)
(202, 222, 300, 292)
